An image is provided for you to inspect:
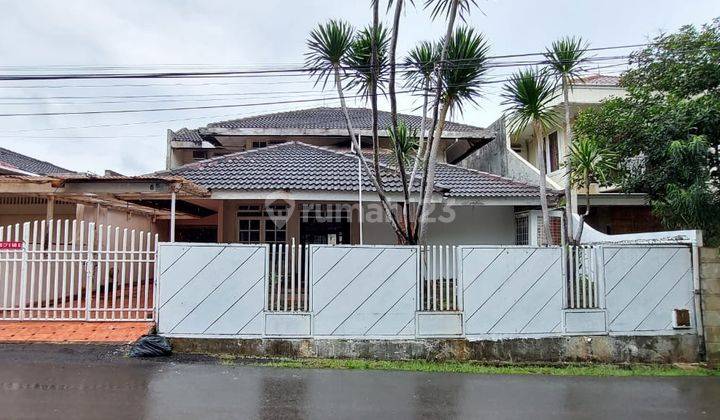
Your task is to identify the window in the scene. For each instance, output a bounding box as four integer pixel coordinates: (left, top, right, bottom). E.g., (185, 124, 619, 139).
(192, 150, 208, 161)
(237, 205, 288, 243)
(547, 132, 559, 172)
(252, 141, 268, 149)
(515, 215, 529, 245)
(238, 220, 260, 243)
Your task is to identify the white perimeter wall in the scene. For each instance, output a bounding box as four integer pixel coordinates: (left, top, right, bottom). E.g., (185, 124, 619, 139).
(362, 205, 516, 245)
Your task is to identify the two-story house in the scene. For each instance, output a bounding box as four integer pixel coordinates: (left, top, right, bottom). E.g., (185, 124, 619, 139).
(161, 107, 559, 246)
(462, 75, 662, 236)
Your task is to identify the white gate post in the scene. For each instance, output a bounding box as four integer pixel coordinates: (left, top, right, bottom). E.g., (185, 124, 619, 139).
(84, 223, 95, 320)
(18, 222, 30, 320)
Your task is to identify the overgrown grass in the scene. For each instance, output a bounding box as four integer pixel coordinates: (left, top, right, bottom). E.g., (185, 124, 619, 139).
(253, 358, 720, 377)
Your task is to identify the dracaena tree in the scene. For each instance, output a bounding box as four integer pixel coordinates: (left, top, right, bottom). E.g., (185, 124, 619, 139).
(545, 36, 589, 243)
(305, 19, 407, 240)
(416, 26, 489, 242)
(502, 68, 559, 244)
(404, 41, 439, 188)
(345, 23, 390, 193)
(566, 136, 618, 241)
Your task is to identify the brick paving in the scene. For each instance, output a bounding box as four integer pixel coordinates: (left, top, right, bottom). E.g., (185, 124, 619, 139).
(0, 321, 153, 344)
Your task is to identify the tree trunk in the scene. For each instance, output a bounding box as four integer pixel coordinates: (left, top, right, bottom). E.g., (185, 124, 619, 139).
(333, 65, 406, 240)
(416, 100, 450, 242)
(574, 178, 591, 243)
(562, 76, 575, 244)
(414, 0, 459, 243)
(370, 0, 382, 188)
(409, 78, 430, 189)
(534, 121, 553, 245)
(387, 0, 413, 241)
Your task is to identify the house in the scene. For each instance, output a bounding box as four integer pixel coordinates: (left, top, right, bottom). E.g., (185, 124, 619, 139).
(461, 75, 663, 235)
(0, 147, 207, 233)
(162, 107, 559, 246)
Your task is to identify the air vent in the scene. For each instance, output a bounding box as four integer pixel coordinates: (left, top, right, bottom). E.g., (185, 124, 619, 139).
(672, 309, 691, 329)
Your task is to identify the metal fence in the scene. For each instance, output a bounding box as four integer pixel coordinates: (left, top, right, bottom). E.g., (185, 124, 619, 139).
(267, 240, 310, 312)
(0, 220, 157, 321)
(566, 245, 601, 309)
(419, 245, 460, 312)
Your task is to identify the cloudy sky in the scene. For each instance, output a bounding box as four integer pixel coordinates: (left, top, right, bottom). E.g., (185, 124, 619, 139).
(0, 0, 718, 175)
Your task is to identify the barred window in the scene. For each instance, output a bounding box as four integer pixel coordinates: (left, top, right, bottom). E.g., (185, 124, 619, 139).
(515, 215, 529, 245)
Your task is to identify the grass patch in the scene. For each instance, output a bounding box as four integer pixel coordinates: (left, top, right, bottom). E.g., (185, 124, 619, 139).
(254, 358, 720, 377)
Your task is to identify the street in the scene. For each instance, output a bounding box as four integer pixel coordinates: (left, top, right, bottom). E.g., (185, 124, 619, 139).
(0, 345, 718, 420)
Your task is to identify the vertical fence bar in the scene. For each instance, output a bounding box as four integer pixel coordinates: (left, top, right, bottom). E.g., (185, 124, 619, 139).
(103, 226, 112, 319)
(77, 221, 85, 318)
(432, 245, 437, 311)
(119, 228, 128, 319)
(283, 243, 289, 311)
(10, 224, 19, 318)
(84, 223, 94, 320)
(18, 223, 30, 320)
(95, 225, 104, 319)
(28, 221, 38, 318)
(111, 227, 119, 320)
(143, 232, 152, 318)
(128, 230, 136, 319)
(290, 239, 295, 312)
(269, 243, 276, 311)
(59, 220, 68, 319)
(304, 244, 309, 312)
(444, 245, 450, 311)
(135, 231, 144, 319)
(38, 221, 46, 319)
(276, 244, 282, 311)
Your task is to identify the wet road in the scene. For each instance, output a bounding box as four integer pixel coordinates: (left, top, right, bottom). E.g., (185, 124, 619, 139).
(0, 345, 718, 420)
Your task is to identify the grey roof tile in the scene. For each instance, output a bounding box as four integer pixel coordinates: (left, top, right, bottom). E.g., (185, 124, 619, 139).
(168, 142, 546, 198)
(0, 147, 74, 175)
(207, 107, 486, 134)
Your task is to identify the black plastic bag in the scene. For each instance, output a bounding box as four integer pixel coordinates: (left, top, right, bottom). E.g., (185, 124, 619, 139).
(129, 335, 172, 357)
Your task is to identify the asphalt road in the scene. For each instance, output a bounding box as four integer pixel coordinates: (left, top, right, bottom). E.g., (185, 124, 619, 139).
(0, 344, 718, 420)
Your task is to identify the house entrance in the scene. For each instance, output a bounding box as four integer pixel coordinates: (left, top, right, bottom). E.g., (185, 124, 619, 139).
(299, 204, 351, 245)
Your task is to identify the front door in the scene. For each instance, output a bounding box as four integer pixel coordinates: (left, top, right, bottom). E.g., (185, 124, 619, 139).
(299, 204, 351, 245)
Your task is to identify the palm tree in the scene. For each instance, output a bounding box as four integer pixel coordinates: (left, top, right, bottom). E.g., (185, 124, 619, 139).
(305, 20, 406, 238)
(567, 136, 618, 241)
(502, 68, 560, 244)
(545, 36, 589, 243)
(404, 41, 439, 189)
(416, 26, 489, 241)
(416, 0, 480, 243)
(345, 24, 389, 98)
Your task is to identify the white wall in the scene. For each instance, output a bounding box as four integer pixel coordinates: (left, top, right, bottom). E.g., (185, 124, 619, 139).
(361, 205, 516, 245)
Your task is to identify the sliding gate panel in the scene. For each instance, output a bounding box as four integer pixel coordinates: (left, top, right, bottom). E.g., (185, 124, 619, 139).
(311, 245, 418, 338)
(157, 243, 267, 337)
(603, 245, 694, 333)
(462, 246, 563, 337)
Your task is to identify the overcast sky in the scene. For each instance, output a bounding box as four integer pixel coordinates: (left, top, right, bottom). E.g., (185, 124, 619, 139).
(0, 0, 718, 175)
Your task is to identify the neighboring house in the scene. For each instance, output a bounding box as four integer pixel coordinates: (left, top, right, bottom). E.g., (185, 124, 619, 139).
(162, 107, 558, 246)
(0, 147, 198, 233)
(462, 75, 662, 235)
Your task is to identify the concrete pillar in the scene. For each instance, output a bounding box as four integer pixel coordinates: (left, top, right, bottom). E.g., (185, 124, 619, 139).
(170, 190, 176, 242)
(45, 195, 55, 221)
(700, 247, 720, 365)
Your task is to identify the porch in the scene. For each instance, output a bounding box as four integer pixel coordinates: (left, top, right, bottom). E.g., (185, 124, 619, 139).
(172, 199, 530, 246)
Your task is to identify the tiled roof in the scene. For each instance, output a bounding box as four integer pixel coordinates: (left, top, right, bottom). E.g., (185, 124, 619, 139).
(578, 74, 621, 86)
(167, 142, 545, 198)
(170, 128, 205, 143)
(0, 147, 73, 175)
(207, 107, 487, 135)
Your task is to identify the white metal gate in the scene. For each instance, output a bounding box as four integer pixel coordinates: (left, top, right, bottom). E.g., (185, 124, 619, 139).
(311, 245, 418, 338)
(0, 220, 157, 321)
(461, 246, 563, 337)
(156, 243, 267, 337)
